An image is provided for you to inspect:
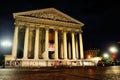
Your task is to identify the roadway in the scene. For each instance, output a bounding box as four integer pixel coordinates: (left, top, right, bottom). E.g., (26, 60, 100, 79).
(0, 66, 120, 80)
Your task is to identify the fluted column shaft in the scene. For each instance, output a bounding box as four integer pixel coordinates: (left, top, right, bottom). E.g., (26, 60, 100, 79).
(72, 32, 76, 59)
(55, 30, 58, 60)
(34, 28, 39, 59)
(76, 36, 79, 59)
(45, 28, 49, 60)
(79, 33, 84, 59)
(63, 31, 67, 60)
(23, 27, 29, 59)
(12, 26, 18, 59)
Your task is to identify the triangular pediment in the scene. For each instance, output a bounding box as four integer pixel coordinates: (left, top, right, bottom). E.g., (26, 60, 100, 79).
(13, 8, 84, 26)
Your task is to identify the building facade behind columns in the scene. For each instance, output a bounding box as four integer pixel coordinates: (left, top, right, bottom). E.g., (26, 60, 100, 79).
(5, 8, 85, 67)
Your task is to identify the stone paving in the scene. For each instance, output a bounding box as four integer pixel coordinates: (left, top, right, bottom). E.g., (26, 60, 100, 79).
(0, 66, 120, 80)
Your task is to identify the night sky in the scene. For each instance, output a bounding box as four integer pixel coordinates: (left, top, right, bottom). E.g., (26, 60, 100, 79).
(0, 0, 120, 54)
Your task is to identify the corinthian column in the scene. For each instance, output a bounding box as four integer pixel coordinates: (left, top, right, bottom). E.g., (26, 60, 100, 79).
(63, 31, 67, 60)
(23, 27, 29, 59)
(79, 33, 84, 59)
(55, 30, 58, 60)
(75, 35, 79, 59)
(45, 28, 49, 60)
(72, 32, 76, 60)
(34, 28, 39, 59)
(12, 26, 18, 59)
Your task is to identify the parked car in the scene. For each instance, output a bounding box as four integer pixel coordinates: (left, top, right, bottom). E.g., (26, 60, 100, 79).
(97, 60, 105, 67)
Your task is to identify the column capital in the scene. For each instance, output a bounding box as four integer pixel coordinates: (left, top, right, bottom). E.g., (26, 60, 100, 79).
(14, 25, 19, 28)
(24, 25, 29, 29)
(63, 29, 68, 33)
(71, 31, 75, 33)
(14, 22, 17, 26)
(54, 28, 59, 31)
(45, 27, 49, 30)
(35, 27, 39, 29)
(14, 22, 23, 27)
(78, 30, 83, 33)
(70, 29, 76, 33)
(24, 23, 30, 27)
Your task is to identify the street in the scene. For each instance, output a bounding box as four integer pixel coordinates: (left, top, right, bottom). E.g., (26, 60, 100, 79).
(0, 66, 120, 80)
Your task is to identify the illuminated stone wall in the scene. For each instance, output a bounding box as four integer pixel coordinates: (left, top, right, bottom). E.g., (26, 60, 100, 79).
(5, 8, 87, 67)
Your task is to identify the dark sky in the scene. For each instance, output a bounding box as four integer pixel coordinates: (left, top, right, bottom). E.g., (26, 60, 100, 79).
(0, 0, 120, 54)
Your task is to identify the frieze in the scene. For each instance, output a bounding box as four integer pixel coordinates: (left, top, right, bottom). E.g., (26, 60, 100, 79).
(15, 21, 82, 32)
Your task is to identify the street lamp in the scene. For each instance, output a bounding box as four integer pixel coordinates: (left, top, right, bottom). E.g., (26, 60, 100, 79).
(103, 53, 109, 59)
(109, 46, 118, 54)
(1, 40, 12, 48)
(0, 40, 12, 67)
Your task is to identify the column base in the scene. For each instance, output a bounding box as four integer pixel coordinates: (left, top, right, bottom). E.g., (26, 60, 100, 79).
(73, 58, 77, 60)
(55, 58, 59, 60)
(63, 59, 68, 61)
(34, 58, 39, 60)
(22, 57, 28, 60)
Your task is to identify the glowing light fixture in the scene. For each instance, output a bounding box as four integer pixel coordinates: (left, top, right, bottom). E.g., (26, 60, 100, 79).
(103, 53, 109, 58)
(109, 46, 118, 53)
(1, 40, 12, 47)
(88, 55, 91, 59)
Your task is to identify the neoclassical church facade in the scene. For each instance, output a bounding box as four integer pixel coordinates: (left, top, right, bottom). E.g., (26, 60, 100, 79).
(5, 8, 87, 67)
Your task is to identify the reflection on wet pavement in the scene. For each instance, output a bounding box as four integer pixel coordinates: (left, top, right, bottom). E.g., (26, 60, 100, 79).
(0, 66, 120, 80)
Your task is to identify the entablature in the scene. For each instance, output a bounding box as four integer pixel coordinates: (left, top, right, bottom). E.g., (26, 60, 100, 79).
(14, 16, 83, 29)
(14, 20, 82, 33)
